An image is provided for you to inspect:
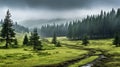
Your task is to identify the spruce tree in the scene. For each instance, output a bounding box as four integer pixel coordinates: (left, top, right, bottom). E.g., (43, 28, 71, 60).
(52, 32, 57, 44)
(1, 10, 15, 48)
(14, 39, 18, 45)
(23, 34, 29, 45)
(67, 22, 73, 39)
(30, 28, 42, 50)
(116, 8, 120, 17)
(82, 35, 89, 46)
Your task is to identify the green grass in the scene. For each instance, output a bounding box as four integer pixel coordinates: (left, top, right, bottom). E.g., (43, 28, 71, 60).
(0, 34, 88, 67)
(0, 36, 120, 67)
(0, 46, 88, 67)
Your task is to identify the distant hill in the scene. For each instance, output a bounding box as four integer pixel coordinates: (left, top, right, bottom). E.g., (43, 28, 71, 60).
(21, 18, 78, 28)
(0, 20, 29, 33)
(13, 22, 29, 33)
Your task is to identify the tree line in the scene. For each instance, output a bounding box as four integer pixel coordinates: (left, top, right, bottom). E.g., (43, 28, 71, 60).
(39, 23, 68, 37)
(67, 8, 119, 39)
(40, 8, 120, 40)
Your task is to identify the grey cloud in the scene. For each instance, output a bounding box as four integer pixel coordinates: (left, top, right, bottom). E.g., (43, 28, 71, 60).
(0, 0, 120, 10)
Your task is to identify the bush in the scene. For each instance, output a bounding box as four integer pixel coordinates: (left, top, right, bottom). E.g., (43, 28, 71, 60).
(82, 35, 89, 46)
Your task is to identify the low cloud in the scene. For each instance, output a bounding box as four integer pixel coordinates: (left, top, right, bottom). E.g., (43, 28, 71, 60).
(0, 0, 120, 27)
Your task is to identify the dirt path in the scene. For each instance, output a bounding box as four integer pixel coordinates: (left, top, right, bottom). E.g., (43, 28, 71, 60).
(62, 43, 109, 67)
(33, 53, 90, 67)
(81, 55, 107, 67)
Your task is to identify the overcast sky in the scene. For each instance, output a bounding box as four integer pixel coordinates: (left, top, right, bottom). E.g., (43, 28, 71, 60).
(0, 0, 120, 26)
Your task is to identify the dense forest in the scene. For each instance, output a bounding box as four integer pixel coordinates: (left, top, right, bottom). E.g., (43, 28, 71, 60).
(40, 8, 120, 39)
(39, 23, 68, 37)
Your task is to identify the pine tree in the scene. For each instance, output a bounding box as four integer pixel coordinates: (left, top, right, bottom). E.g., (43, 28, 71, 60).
(67, 22, 73, 39)
(52, 32, 57, 44)
(116, 8, 120, 18)
(11, 38, 19, 48)
(14, 39, 18, 45)
(113, 33, 120, 47)
(30, 28, 42, 50)
(1, 10, 15, 48)
(23, 34, 29, 45)
(82, 35, 89, 46)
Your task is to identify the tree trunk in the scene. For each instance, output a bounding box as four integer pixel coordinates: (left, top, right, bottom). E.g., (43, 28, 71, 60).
(6, 36, 9, 48)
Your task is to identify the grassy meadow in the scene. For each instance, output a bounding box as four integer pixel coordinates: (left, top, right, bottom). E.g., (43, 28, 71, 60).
(0, 34, 120, 67)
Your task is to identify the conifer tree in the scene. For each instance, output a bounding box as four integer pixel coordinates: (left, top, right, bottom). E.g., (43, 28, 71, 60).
(14, 39, 18, 45)
(116, 8, 120, 17)
(52, 32, 57, 44)
(67, 22, 73, 39)
(1, 10, 15, 48)
(23, 34, 29, 45)
(30, 28, 42, 50)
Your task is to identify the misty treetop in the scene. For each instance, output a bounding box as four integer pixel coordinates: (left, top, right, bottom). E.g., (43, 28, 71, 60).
(40, 8, 120, 40)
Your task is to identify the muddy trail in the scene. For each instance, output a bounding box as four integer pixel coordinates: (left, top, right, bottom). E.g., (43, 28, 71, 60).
(34, 55, 89, 67)
(33, 43, 109, 67)
(63, 43, 110, 67)
(33, 52, 92, 67)
(81, 55, 108, 67)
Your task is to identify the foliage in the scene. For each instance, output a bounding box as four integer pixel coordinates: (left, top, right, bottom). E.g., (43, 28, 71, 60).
(52, 32, 57, 44)
(0, 10, 15, 48)
(82, 35, 89, 46)
(23, 34, 29, 45)
(29, 28, 42, 50)
(14, 39, 18, 45)
(39, 23, 68, 37)
(67, 9, 117, 39)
